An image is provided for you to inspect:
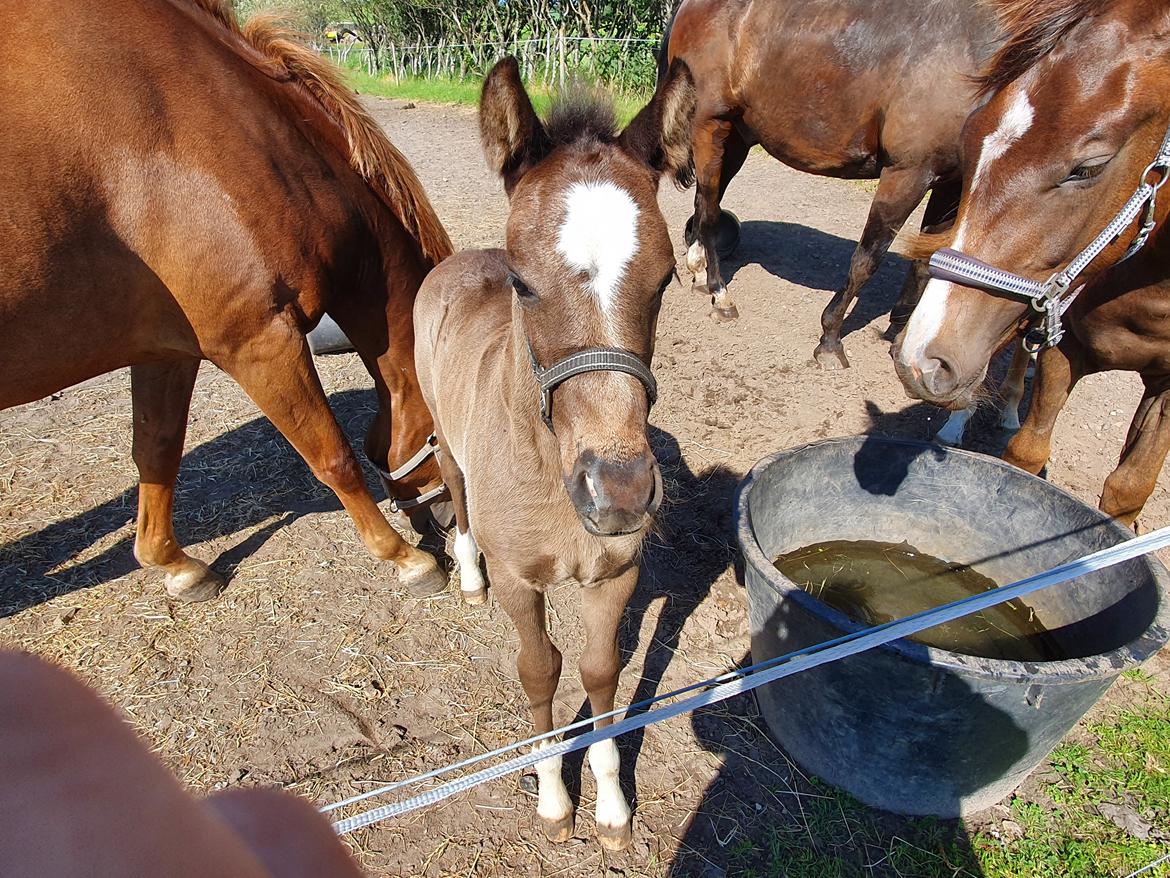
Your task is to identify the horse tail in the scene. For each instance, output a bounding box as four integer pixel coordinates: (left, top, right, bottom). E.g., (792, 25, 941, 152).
(655, 3, 695, 190)
(656, 3, 680, 84)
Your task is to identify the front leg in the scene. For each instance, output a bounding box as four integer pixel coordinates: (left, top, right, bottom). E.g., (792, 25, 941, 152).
(1003, 340, 1084, 475)
(1100, 379, 1170, 527)
(492, 572, 571, 840)
(579, 568, 639, 851)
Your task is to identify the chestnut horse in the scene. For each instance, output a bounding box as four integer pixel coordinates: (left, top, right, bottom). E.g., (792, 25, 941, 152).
(414, 59, 695, 848)
(1, 0, 451, 599)
(660, 0, 1001, 368)
(896, 0, 1170, 525)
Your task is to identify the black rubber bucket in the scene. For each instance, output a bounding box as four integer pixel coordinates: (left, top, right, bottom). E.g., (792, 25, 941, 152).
(736, 436, 1170, 817)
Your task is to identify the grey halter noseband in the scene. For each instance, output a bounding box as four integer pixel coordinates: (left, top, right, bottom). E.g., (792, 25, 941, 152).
(928, 119, 1170, 353)
(371, 434, 447, 513)
(528, 343, 657, 429)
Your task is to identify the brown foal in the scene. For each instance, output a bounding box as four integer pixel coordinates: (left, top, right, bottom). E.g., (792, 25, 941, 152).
(414, 59, 696, 848)
(896, 0, 1170, 525)
(1, 0, 451, 599)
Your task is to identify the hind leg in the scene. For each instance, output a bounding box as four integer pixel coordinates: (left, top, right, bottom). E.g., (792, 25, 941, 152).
(815, 165, 931, 369)
(131, 359, 225, 602)
(687, 119, 750, 321)
(215, 319, 445, 595)
(438, 447, 485, 605)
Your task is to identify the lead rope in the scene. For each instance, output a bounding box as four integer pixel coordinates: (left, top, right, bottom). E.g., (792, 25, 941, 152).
(325, 524, 1170, 835)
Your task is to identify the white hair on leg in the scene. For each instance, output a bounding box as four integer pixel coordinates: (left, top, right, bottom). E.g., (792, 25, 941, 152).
(935, 406, 973, 446)
(454, 529, 484, 601)
(587, 738, 630, 831)
(534, 739, 573, 824)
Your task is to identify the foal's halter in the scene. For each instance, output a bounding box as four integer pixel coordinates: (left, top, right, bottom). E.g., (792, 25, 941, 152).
(527, 342, 658, 429)
(371, 434, 447, 513)
(928, 119, 1170, 352)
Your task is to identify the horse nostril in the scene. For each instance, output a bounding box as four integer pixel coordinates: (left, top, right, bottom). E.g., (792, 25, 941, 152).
(921, 354, 959, 398)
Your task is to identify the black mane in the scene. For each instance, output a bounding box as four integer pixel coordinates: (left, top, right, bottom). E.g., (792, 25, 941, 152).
(542, 89, 619, 148)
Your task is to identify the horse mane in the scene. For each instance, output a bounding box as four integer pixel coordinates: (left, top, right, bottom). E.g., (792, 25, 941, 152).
(185, 0, 452, 267)
(975, 0, 1115, 98)
(542, 90, 619, 149)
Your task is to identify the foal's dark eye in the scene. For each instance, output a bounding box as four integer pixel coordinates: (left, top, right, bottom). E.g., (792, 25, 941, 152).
(1062, 156, 1112, 185)
(509, 273, 538, 302)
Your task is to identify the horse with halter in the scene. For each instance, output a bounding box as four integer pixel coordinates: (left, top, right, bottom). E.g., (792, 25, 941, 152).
(896, 0, 1170, 526)
(1, 0, 452, 599)
(414, 58, 695, 849)
(659, 0, 1001, 369)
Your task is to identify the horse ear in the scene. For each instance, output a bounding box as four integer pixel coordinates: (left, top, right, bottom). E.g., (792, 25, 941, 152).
(618, 58, 696, 184)
(480, 57, 549, 196)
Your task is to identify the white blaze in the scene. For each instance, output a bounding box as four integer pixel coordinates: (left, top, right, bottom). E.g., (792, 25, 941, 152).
(556, 180, 639, 322)
(971, 90, 1035, 191)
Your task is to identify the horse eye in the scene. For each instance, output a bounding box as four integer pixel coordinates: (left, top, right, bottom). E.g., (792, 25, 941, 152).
(1063, 156, 1112, 185)
(509, 273, 537, 301)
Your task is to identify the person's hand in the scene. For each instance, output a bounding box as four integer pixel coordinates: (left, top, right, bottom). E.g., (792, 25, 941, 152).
(0, 650, 365, 877)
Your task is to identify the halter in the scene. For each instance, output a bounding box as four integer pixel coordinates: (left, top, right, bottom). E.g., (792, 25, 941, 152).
(928, 119, 1170, 353)
(527, 342, 657, 429)
(371, 434, 447, 513)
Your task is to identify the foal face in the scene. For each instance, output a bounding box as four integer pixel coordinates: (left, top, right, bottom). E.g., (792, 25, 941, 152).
(896, 4, 1170, 405)
(507, 151, 675, 535)
(480, 56, 696, 537)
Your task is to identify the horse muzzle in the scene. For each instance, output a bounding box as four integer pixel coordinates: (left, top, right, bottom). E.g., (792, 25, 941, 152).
(567, 450, 663, 537)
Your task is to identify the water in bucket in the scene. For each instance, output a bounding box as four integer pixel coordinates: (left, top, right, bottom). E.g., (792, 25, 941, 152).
(774, 540, 1065, 661)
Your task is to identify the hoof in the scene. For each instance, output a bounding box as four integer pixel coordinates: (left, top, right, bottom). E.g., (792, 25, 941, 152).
(813, 343, 850, 370)
(164, 561, 226, 602)
(597, 821, 633, 852)
(399, 560, 448, 597)
(540, 813, 575, 843)
(708, 303, 739, 322)
(461, 587, 488, 606)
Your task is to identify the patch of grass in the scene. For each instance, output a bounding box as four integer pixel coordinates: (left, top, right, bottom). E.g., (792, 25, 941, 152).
(971, 689, 1170, 878)
(725, 780, 982, 878)
(344, 70, 649, 126)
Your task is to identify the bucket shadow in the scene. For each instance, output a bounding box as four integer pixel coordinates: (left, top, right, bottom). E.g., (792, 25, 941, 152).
(0, 388, 385, 618)
(721, 221, 913, 339)
(665, 592, 1029, 876)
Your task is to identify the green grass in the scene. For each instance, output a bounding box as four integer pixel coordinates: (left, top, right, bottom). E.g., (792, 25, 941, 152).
(344, 69, 650, 126)
(970, 690, 1170, 878)
(715, 683, 1169, 878)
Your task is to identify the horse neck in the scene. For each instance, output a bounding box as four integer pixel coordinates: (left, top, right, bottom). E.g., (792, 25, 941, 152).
(501, 313, 567, 483)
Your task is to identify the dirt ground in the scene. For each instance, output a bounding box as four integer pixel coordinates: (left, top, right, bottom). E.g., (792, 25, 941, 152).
(1, 99, 1167, 877)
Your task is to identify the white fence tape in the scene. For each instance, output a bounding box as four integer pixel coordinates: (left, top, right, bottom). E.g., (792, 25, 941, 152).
(325, 525, 1170, 835)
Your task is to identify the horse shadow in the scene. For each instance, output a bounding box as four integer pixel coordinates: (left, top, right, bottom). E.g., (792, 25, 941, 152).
(0, 388, 385, 618)
(721, 220, 914, 340)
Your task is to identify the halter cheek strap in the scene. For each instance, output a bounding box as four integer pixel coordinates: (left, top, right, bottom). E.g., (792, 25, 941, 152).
(527, 343, 658, 429)
(927, 118, 1170, 352)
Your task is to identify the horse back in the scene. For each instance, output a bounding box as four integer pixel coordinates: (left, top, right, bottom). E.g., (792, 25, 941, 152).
(0, 0, 387, 405)
(669, 0, 998, 173)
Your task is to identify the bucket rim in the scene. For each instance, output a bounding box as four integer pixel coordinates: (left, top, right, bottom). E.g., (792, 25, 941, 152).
(735, 435, 1170, 683)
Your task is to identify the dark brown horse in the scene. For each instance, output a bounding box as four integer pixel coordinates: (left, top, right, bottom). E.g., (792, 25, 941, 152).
(661, 0, 1000, 368)
(414, 59, 695, 848)
(1, 0, 452, 599)
(895, 0, 1170, 525)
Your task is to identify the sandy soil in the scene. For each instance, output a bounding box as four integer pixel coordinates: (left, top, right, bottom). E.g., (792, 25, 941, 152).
(0, 98, 1166, 877)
